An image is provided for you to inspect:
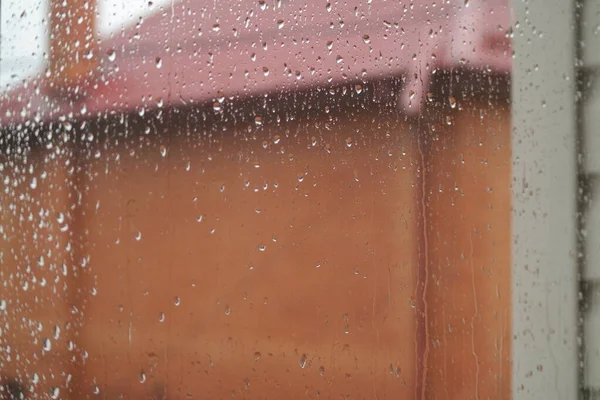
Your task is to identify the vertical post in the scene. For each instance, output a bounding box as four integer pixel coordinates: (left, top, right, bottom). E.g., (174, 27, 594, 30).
(511, 0, 579, 399)
(47, 0, 98, 97)
(581, 0, 600, 397)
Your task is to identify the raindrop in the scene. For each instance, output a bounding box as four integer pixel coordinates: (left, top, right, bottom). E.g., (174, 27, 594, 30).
(155, 56, 163, 69)
(107, 49, 117, 62)
(0, 299, 5, 311)
(258, 243, 267, 252)
(50, 387, 60, 399)
(273, 135, 281, 144)
(160, 145, 167, 157)
(225, 306, 232, 315)
(135, 231, 142, 241)
(355, 84, 362, 94)
(319, 366, 325, 376)
(213, 102, 222, 112)
(448, 96, 457, 109)
(299, 354, 308, 368)
(139, 371, 146, 383)
(212, 23, 221, 32)
(262, 66, 270, 76)
(158, 312, 165, 322)
(277, 19, 285, 29)
(253, 351, 261, 360)
(345, 137, 353, 148)
(43, 338, 52, 351)
(174, 297, 181, 306)
(362, 34, 371, 44)
(93, 386, 100, 395)
(326, 40, 334, 50)
(258, 0, 266, 10)
(255, 116, 263, 126)
(336, 55, 344, 64)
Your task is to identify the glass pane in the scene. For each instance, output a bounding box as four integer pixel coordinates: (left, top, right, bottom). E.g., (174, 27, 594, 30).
(1, 0, 520, 399)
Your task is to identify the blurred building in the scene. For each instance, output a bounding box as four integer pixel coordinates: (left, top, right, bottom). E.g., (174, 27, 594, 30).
(0, 0, 512, 399)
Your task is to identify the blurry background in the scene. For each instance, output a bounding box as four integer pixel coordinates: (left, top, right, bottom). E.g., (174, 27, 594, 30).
(0, 0, 595, 399)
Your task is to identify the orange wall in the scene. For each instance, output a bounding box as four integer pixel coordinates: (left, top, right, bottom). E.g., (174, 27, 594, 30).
(422, 105, 512, 400)
(1, 103, 510, 400)
(77, 112, 419, 399)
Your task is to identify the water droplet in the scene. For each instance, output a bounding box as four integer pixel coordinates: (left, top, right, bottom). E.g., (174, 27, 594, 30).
(258, 243, 266, 252)
(54, 325, 61, 340)
(139, 371, 146, 383)
(336, 55, 344, 64)
(258, 0, 266, 10)
(160, 145, 167, 157)
(273, 135, 281, 144)
(158, 312, 165, 322)
(32, 373, 39, 384)
(277, 19, 285, 29)
(30, 177, 37, 189)
(43, 338, 52, 351)
(50, 387, 60, 399)
(448, 96, 457, 109)
(299, 354, 308, 368)
(93, 385, 100, 395)
(174, 297, 181, 306)
(0, 299, 5, 311)
(225, 306, 232, 315)
(446, 116, 453, 125)
(135, 231, 142, 241)
(345, 137, 353, 148)
(212, 23, 220, 32)
(262, 66, 270, 76)
(155, 56, 162, 69)
(355, 84, 362, 94)
(362, 34, 371, 44)
(319, 366, 325, 376)
(255, 116, 263, 126)
(253, 351, 261, 360)
(326, 40, 334, 50)
(107, 49, 117, 62)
